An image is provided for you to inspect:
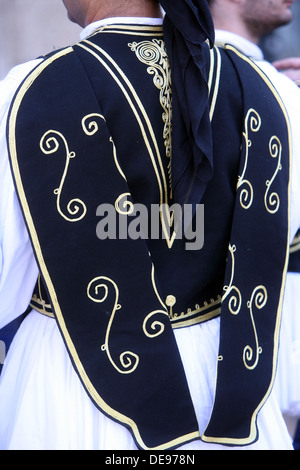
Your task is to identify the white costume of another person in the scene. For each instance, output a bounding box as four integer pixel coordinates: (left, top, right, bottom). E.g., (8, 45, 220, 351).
(215, 29, 300, 421)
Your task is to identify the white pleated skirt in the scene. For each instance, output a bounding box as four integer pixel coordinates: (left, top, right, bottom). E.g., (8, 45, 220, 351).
(274, 272, 300, 418)
(0, 310, 293, 450)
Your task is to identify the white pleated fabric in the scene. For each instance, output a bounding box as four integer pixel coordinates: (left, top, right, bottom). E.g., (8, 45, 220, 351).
(0, 311, 293, 450)
(0, 20, 299, 451)
(274, 272, 300, 417)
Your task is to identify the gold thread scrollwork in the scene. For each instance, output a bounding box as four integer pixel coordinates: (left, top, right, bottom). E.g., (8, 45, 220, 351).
(82, 114, 128, 183)
(129, 40, 172, 158)
(222, 244, 242, 315)
(40, 130, 87, 222)
(143, 265, 169, 337)
(110, 137, 127, 182)
(129, 39, 173, 197)
(115, 193, 134, 215)
(243, 286, 267, 370)
(143, 309, 169, 338)
(87, 276, 139, 374)
(237, 109, 261, 209)
(82, 113, 106, 136)
(264, 136, 282, 214)
(222, 245, 267, 371)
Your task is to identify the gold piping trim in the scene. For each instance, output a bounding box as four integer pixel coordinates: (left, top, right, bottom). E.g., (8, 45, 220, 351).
(207, 47, 215, 96)
(209, 47, 222, 121)
(169, 295, 222, 329)
(30, 300, 55, 318)
(88, 24, 164, 39)
(32, 293, 222, 328)
(171, 308, 221, 330)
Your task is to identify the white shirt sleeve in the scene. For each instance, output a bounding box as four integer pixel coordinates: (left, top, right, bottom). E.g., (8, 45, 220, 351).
(256, 60, 300, 241)
(0, 60, 42, 329)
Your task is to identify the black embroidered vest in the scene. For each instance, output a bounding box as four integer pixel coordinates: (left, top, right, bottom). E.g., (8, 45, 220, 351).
(7, 25, 291, 449)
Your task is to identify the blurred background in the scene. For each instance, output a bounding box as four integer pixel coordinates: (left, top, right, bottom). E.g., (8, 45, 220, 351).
(260, 0, 300, 62)
(0, 0, 80, 79)
(0, 0, 300, 80)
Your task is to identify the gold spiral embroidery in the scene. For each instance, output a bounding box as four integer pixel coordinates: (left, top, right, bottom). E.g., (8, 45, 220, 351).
(83, 113, 131, 213)
(87, 267, 169, 375)
(222, 244, 242, 315)
(264, 136, 282, 214)
(115, 193, 134, 215)
(143, 310, 169, 338)
(237, 109, 261, 209)
(82, 114, 128, 183)
(243, 286, 267, 370)
(82, 113, 106, 136)
(129, 39, 173, 196)
(40, 130, 87, 222)
(87, 276, 139, 375)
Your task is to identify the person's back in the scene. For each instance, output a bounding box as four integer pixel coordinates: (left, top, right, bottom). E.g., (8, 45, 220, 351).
(1, 0, 299, 451)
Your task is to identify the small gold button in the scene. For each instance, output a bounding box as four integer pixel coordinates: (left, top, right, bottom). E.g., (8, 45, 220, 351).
(166, 295, 176, 307)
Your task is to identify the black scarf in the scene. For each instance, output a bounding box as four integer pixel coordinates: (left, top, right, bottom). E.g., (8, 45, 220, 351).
(159, 0, 215, 205)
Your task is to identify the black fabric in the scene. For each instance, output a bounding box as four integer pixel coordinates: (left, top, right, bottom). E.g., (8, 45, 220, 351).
(288, 250, 300, 273)
(293, 419, 300, 450)
(159, 0, 215, 205)
(203, 46, 290, 443)
(288, 230, 300, 273)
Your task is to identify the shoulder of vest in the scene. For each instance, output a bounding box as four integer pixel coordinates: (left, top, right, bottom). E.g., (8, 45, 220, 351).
(38, 43, 78, 61)
(22, 44, 84, 90)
